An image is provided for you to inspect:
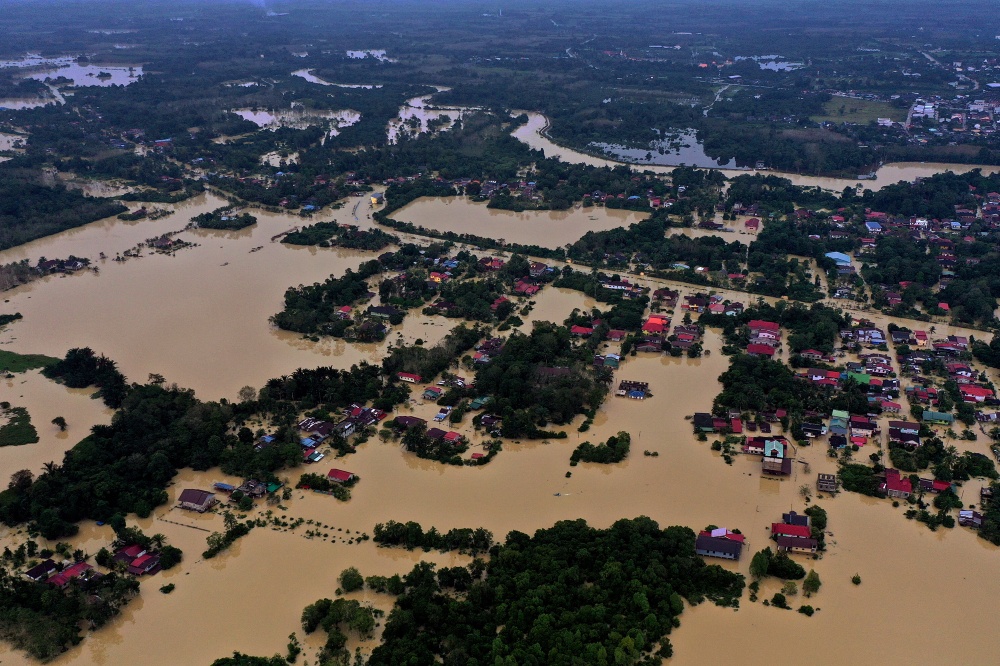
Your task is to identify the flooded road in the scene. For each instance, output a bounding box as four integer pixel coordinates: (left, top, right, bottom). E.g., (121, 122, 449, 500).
(392, 195, 649, 247)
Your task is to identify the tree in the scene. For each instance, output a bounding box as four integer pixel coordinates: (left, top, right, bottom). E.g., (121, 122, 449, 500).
(51, 416, 67, 431)
(749, 547, 771, 580)
(803, 569, 821, 596)
(8, 469, 32, 491)
(237, 386, 257, 403)
(339, 567, 364, 593)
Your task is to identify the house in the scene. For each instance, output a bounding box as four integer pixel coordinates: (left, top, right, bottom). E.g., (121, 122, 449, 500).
(616, 380, 650, 399)
(178, 489, 217, 513)
(693, 413, 717, 432)
(370, 192, 384, 205)
(397, 372, 422, 383)
(528, 262, 548, 277)
(888, 421, 921, 447)
(747, 343, 776, 358)
(748, 320, 780, 335)
(799, 349, 825, 362)
(782, 511, 810, 527)
(825, 251, 853, 266)
(394, 416, 426, 429)
(48, 561, 93, 588)
(960, 385, 994, 403)
(880, 469, 912, 499)
(762, 440, 792, 476)
(775, 535, 818, 555)
(127, 553, 161, 576)
(607, 329, 627, 341)
(570, 325, 594, 337)
(367, 305, 402, 319)
(922, 410, 954, 425)
(695, 528, 744, 560)
(642, 315, 670, 334)
(772, 523, 812, 539)
(24, 559, 58, 582)
(327, 469, 356, 483)
(959, 510, 983, 528)
(114, 544, 147, 565)
(817, 473, 839, 493)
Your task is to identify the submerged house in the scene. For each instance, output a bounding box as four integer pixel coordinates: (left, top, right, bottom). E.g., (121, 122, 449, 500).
(178, 489, 217, 513)
(695, 528, 744, 561)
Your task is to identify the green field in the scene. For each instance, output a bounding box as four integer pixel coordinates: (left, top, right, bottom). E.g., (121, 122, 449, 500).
(0, 350, 59, 374)
(812, 97, 907, 124)
(0, 407, 39, 447)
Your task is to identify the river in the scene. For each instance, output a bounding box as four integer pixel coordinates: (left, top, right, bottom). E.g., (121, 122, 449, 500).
(511, 111, 1000, 189)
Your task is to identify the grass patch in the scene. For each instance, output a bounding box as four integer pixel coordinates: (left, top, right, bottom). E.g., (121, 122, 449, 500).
(0, 350, 59, 374)
(0, 406, 39, 447)
(812, 97, 906, 124)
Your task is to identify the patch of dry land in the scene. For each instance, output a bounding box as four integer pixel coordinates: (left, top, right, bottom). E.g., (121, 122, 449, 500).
(0, 193, 998, 666)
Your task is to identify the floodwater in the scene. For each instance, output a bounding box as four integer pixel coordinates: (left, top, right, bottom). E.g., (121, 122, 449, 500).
(0, 54, 143, 88)
(391, 195, 649, 247)
(386, 88, 475, 144)
(291, 69, 382, 89)
(3, 194, 1000, 663)
(230, 107, 361, 136)
(0, 370, 113, 476)
(591, 128, 737, 169)
(0, 132, 27, 151)
(512, 111, 1000, 188)
(0, 192, 448, 401)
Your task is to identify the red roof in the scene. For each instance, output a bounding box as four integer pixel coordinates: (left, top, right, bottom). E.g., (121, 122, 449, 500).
(570, 325, 594, 336)
(327, 469, 355, 482)
(960, 385, 994, 397)
(130, 553, 155, 569)
(48, 561, 92, 587)
(119, 544, 145, 559)
(397, 372, 422, 382)
(444, 431, 462, 442)
(731, 418, 743, 433)
(748, 320, 779, 332)
(772, 523, 811, 538)
(471, 453, 484, 459)
(747, 343, 776, 357)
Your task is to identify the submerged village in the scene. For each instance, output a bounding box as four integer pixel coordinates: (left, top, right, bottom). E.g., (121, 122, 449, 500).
(5, 158, 1000, 663)
(6, 8, 1000, 663)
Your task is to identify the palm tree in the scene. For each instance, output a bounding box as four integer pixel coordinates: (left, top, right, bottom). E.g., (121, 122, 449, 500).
(150, 533, 167, 549)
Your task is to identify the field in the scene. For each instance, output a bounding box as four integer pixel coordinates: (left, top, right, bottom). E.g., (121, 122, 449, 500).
(812, 97, 907, 124)
(0, 349, 58, 373)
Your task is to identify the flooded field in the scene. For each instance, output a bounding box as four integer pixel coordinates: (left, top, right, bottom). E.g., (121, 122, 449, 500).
(391, 195, 649, 246)
(0, 54, 143, 87)
(2, 190, 1000, 664)
(291, 69, 382, 89)
(0, 192, 451, 401)
(512, 111, 1000, 188)
(230, 107, 361, 137)
(592, 128, 737, 169)
(386, 89, 475, 144)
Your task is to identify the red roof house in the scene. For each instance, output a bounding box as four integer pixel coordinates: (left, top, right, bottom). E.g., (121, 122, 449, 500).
(747, 343, 776, 358)
(771, 523, 812, 539)
(327, 469, 356, 482)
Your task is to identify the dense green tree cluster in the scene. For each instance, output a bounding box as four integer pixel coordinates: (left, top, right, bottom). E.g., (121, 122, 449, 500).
(41, 347, 129, 408)
(474, 322, 607, 437)
(368, 518, 744, 664)
(270, 260, 382, 334)
(373, 520, 494, 555)
(570, 431, 632, 464)
(0, 171, 127, 251)
(192, 207, 257, 230)
(383, 323, 485, 380)
(700, 301, 849, 354)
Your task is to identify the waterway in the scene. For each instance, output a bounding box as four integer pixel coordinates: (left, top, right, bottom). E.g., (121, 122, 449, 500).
(392, 195, 649, 247)
(512, 111, 1000, 188)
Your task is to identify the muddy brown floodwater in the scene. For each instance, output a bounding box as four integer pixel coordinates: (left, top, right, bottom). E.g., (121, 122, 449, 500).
(1, 195, 999, 664)
(392, 195, 650, 247)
